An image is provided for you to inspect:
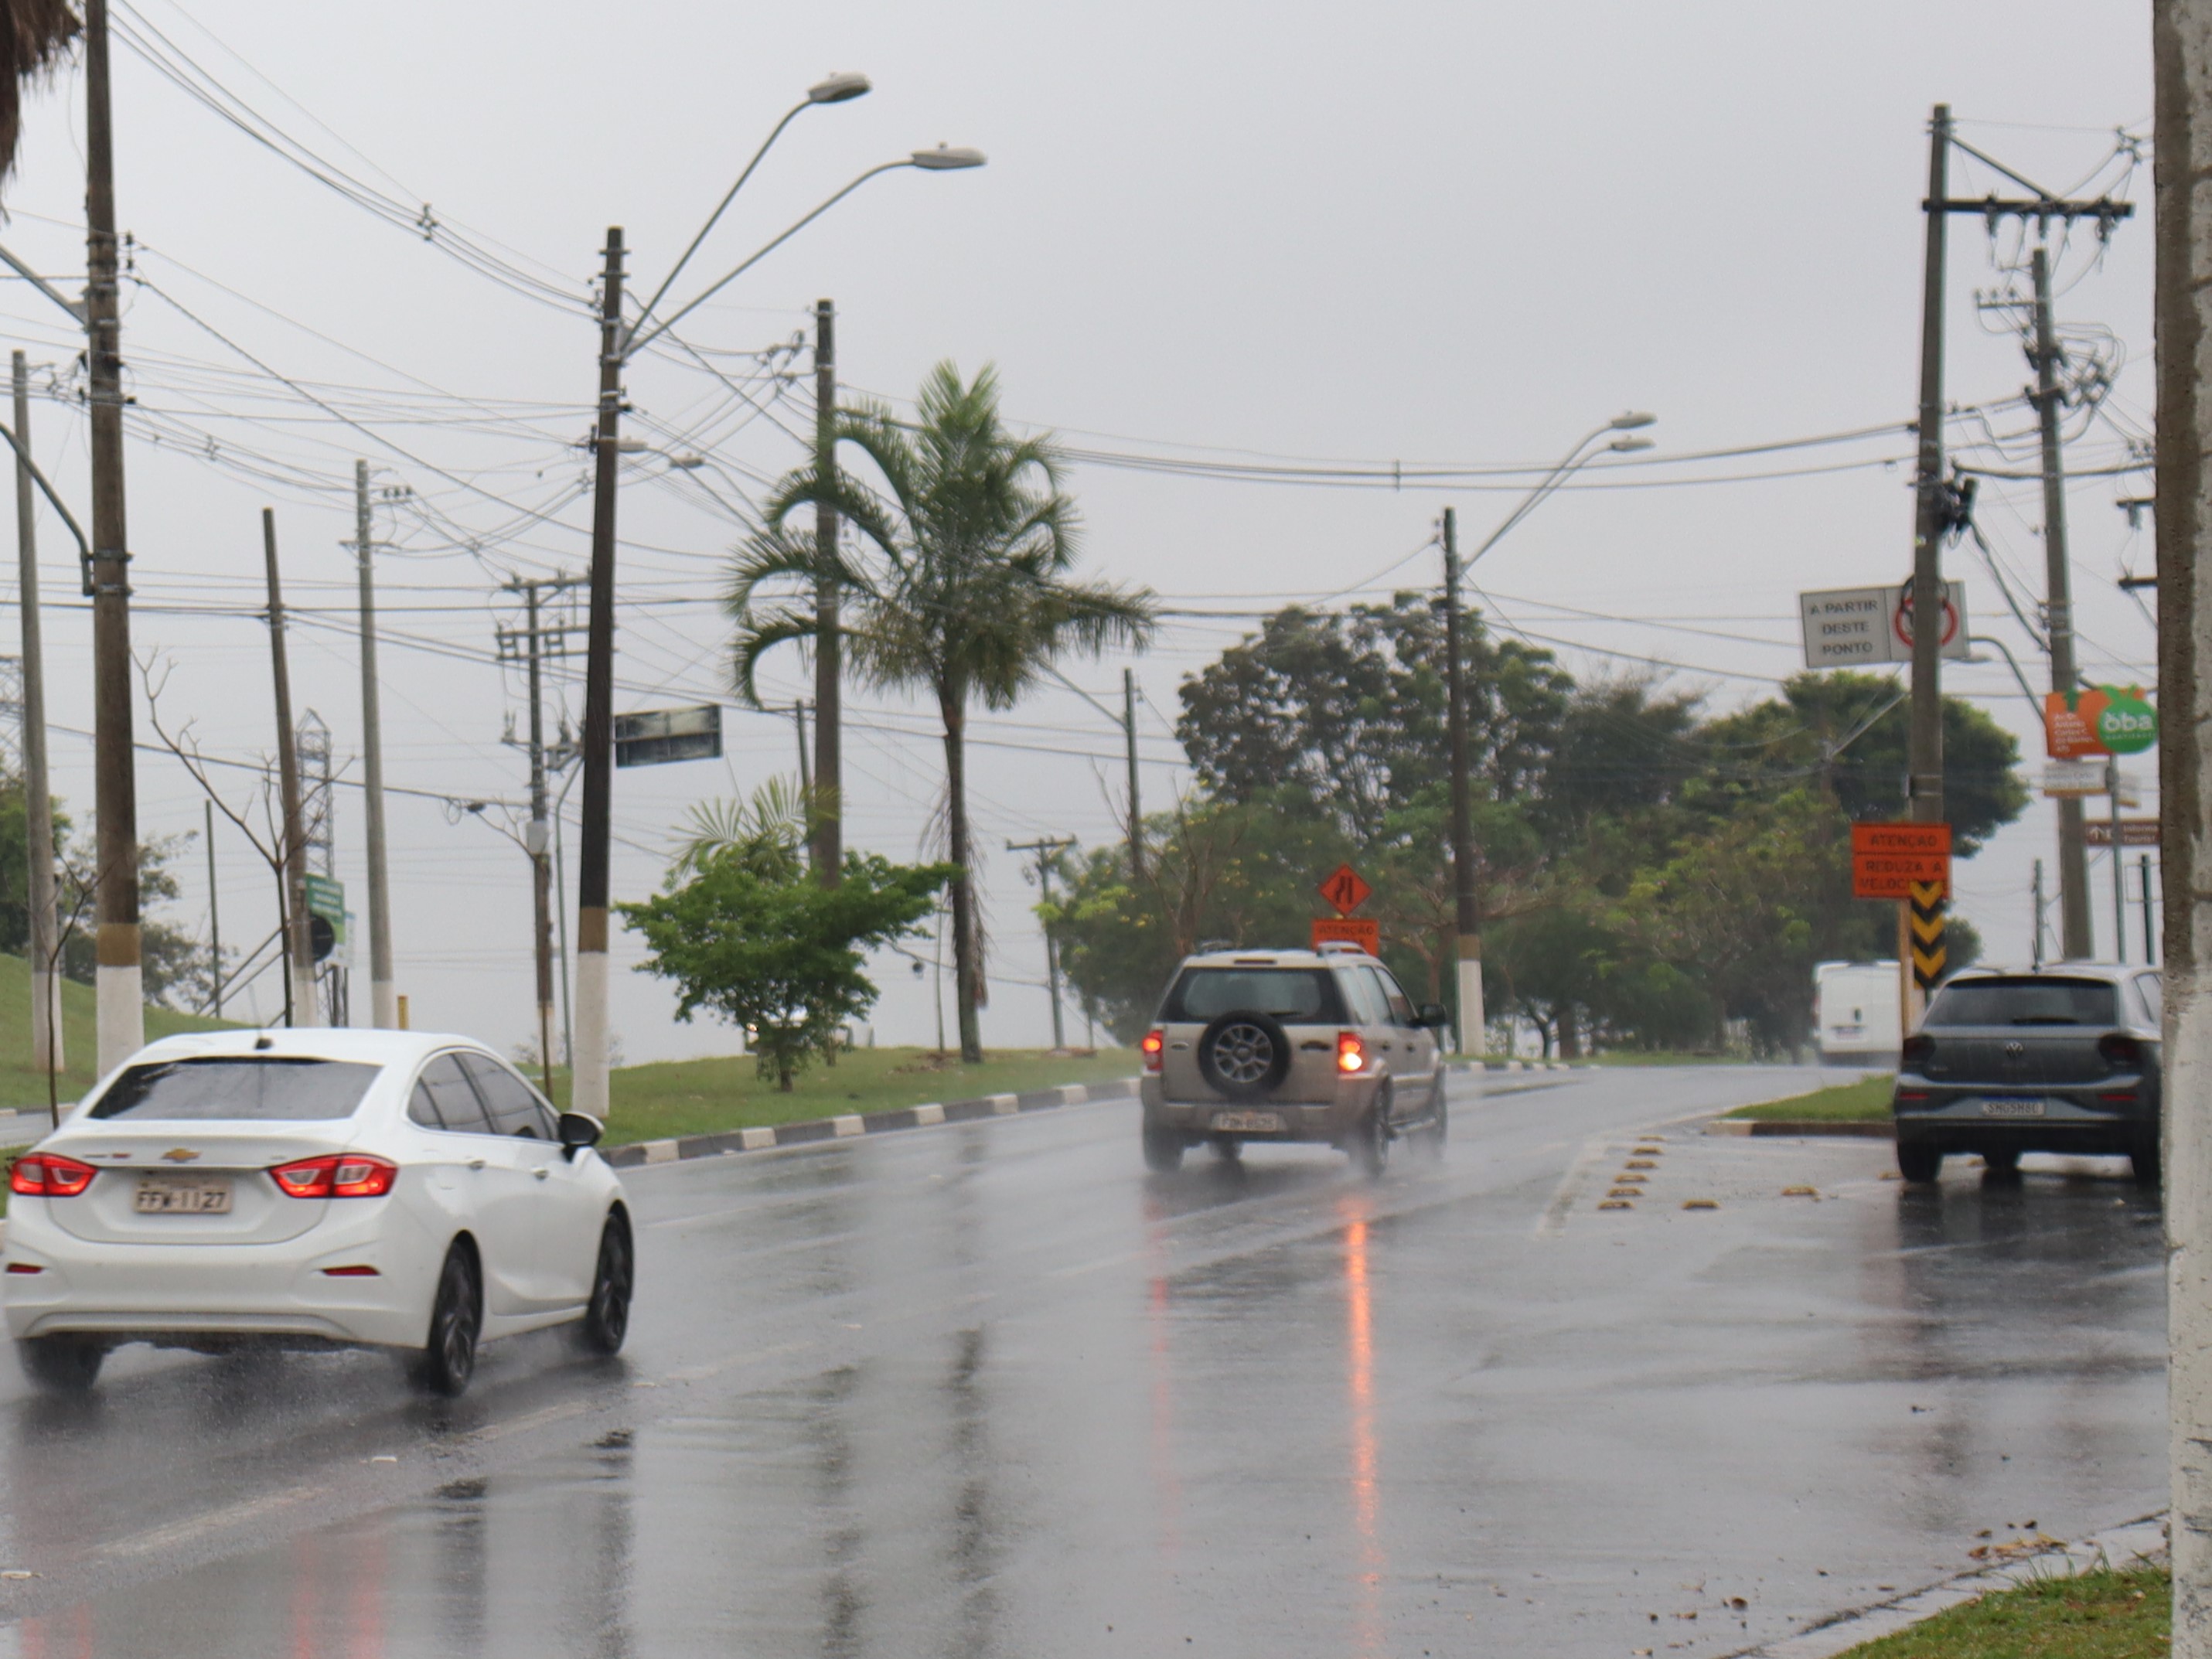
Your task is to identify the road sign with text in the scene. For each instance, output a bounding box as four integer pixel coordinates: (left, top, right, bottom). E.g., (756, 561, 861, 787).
(1851, 822, 1951, 901)
(1311, 916, 1382, 956)
(1799, 581, 1969, 669)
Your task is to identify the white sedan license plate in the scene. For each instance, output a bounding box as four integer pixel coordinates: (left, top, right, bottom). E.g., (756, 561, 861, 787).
(1212, 1110, 1284, 1133)
(1979, 1099, 2047, 1119)
(134, 1177, 232, 1214)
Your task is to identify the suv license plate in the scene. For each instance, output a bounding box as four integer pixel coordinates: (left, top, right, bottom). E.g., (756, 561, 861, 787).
(1980, 1099, 2047, 1119)
(135, 1177, 232, 1214)
(1212, 1111, 1284, 1133)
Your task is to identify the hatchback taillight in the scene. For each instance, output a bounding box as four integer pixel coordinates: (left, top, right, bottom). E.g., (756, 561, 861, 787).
(9, 1152, 96, 1197)
(269, 1153, 398, 1199)
(1142, 1029, 1164, 1074)
(2100, 1034, 2143, 1070)
(1338, 1030, 1366, 1073)
(1900, 1034, 1935, 1071)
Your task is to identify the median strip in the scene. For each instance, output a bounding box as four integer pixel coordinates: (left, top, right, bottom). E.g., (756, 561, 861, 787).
(601, 1077, 1140, 1169)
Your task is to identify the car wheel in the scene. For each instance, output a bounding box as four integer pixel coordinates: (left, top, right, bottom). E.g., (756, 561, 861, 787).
(1142, 1122, 1185, 1174)
(412, 1242, 482, 1398)
(1351, 1095, 1391, 1180)
(578, 1214, 633, 1356)
(1982, 1146, 2020, 1175)
(1196, 1010, 1293, 1099)
(15, 1334, 103, 1394)
(1896, 1136, 1942, 1185)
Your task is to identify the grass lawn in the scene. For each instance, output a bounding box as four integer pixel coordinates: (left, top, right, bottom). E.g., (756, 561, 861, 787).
(542, 1045, 1141, 1146)
(1838, 1565, 2167, 1657)
(1724, 1072, 1895, 1122)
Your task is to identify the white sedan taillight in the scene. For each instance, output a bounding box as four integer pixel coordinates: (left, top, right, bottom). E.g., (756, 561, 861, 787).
(269, 1153, 398, 1199)
(9, 1152, 97, 1197)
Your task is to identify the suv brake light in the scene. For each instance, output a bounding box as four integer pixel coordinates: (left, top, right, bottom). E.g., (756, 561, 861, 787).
(1338, 1030, 1365, 1074)
(270, 1153, 398, 1199)
(9, 1152, 97, 1197)
(1142, 1029, 1164, 1073)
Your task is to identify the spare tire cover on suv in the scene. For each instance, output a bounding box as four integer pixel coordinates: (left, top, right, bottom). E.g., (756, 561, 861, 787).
(1197, 1010, 1293, 1100)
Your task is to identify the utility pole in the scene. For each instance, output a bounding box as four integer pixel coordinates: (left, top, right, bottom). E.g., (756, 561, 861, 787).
(575, 227, 625, 1122)
(1123, 668, 1143, 881)
(12, 350, 58, 1075)
(84, 0, 143, 1072)
(355, 461, 396, 1027)
(1904, 103, 1953, 1034)
(2142, 854, 2158, 968)
(813, 298, 842, 887)
(204, 798, 220, 1017)
(2110, 756, 2128, 963)
(2156, 4, 2212, 1644)
(1007, 836, 1075, 1050)
(2031, 858, 2046, 971)
(793, 699, 812, 796)
(263, 510, 315, 1028)
(500, 577, 581, 1097)
(1441, 506, 1482, 1055)
(2030, 247, 2094, 959)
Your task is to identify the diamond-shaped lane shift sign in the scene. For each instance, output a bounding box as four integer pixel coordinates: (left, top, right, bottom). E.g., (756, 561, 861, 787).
(1317, 864, 1372, 917)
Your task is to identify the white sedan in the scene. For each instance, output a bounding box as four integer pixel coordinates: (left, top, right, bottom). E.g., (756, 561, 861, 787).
(1, 1028, 632, 1397)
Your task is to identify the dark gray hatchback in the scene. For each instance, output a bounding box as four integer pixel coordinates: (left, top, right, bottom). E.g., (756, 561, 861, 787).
(1892, 965, 2162, 1186)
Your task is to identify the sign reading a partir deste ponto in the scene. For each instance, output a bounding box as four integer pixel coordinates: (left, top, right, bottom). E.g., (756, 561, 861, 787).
(1798, 581, 1969, 669)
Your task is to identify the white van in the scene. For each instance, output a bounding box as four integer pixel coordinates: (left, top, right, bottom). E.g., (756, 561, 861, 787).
(1813, 961, 1900, 1065)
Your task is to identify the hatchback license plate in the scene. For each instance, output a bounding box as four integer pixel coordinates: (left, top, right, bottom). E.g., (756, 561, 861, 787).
(1212, 1110, 1284, 1133)
(134, 1177, 232, 1214)
(1979, 1099, 2047, 1119)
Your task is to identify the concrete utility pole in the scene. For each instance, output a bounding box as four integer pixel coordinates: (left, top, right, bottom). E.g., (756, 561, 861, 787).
(2144, 855, 2159, 967)
(12, 351, 59, 1075)
(501, 577, 581, 1097)
(792, 699, 811, 797)
(2157, 2, 2212, 1643)
(1904, 103, 1953, 1035)
(574, 228, 625, 1122)
(813, 298, 842, 887)
(2032, 858, 2047, 970)
(203, 799, 220, 1018)
(355, 461, 396, 1027)
(84, 0, 143, 1072)
(1441, 506, 1482, 1054)
(262, 510, 317, 1028)
(1124, 668, 1144, 881)
(1007, 836, 1075, 1050)
(2030, 247, 2095, 959)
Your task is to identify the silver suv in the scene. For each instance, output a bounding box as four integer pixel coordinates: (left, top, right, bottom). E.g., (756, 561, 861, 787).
(1137, 945, 1450, 1175)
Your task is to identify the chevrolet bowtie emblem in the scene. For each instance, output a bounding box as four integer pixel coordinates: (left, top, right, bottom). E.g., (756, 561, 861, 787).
(160, 1148, 201, 1163)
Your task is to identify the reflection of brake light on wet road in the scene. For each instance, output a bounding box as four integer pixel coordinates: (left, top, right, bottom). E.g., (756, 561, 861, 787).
(1343, 1207, 1383, 1651)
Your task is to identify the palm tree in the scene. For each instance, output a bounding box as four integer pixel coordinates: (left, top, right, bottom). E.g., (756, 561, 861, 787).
(0, 2, 77, 186)
(730, 362, 1154, 1062)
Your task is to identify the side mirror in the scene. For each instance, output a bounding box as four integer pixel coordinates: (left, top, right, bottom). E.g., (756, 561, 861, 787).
(557, 1111, 605, 1160)
(1416, 1003, 1450, 1030)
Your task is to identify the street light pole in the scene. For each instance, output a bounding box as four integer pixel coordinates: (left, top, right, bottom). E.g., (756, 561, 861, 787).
(1441, 414, 1655, 1055)
(567, 111, 984, 1123)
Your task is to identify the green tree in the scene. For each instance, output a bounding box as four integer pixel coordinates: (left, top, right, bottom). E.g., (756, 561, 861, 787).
(620, 824, 950, 1092)
(730, 362, 1154, 1064)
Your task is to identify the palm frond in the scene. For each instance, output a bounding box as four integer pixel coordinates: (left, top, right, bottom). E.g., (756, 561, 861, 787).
(0, 0, 77, 187)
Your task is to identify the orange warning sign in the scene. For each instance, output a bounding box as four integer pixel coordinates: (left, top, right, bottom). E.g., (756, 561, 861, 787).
(1317, 864, 1372, 916)
(1850, 821, 1951, 901)
(1310, 916, 1382, 955)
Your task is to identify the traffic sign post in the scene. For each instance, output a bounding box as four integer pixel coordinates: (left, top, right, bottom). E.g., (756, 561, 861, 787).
(1908, 880, 1947, 990)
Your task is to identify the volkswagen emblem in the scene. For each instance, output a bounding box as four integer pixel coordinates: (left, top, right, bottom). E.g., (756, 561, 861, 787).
(2003, 1041, 2025, 1058)
(160, 1147, 201, 1163)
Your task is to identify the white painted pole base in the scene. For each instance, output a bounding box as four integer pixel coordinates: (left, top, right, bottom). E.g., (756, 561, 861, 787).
(30, 967, 62, 1072)
(574, 949, 611, 1117)
(1456, 956, 1485, 1058)
(95, 962, 143, 1077)
(289, 962, 324, 1029)
(371, 979, 397, 1031)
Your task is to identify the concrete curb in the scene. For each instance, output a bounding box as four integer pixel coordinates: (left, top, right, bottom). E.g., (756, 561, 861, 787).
(601, 1076, 1140, 1170)
(1731, 1512, 2167, 1658)
(1706, 1119, 1893, 1139)
(1447, 1060, 1592, 1075)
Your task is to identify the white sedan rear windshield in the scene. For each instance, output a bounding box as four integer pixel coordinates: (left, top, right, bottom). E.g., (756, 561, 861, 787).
(89, 1058, 383, 1121)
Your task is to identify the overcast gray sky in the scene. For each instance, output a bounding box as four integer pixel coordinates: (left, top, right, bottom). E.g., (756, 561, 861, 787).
(0, 0, 2159, 1061)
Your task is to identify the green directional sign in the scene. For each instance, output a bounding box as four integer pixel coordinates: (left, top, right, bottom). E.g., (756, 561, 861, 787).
(2094, 685, 2159, 755)
(304, 874, 346, 964)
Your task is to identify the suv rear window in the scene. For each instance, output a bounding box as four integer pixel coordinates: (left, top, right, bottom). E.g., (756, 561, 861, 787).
(89, 1057, 383, 1122)
(1161, 968, 1346, 1024)
(1924, 977, 2118, 1027)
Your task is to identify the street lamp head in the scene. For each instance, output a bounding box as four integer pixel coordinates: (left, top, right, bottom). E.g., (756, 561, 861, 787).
(808, 72, 872, 104)
(1609, 410, 1658, 431)
(667, 452, 707, 470)
(1607, 436, 1655, 453)
(911, 144, 987, 171)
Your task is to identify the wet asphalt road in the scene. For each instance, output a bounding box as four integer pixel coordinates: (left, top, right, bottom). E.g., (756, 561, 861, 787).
(0, 1065, 2167, 1658)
